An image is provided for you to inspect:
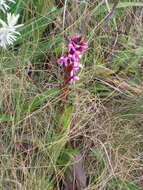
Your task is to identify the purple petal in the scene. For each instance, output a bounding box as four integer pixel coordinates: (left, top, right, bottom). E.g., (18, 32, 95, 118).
(57, 56, 65, 66)
(70, 76, 79, 84)
(73, 67, 79, 72)
(70, 70, 74, 77)
(68, 43, 76, 54)
(57, 56, 69, 67)
(81, 43, 88, 51)
(73, 76, 79, 81)
(74, 61, 80, 67)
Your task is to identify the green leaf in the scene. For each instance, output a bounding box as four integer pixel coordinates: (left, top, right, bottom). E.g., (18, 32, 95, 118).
(0, 114, 11, 123)
(91, 2, 143, 18)
(18, 7, 61, 43)
(50, 137, 67, 164)
(29, 36, 63, 62)
(33, 0, 55, 14)
(94, 65, 114, 77)
(11, 0, 29, 14)
(60, 106, 73, 134)
(116, 2, 143, 9)
(21, 87, 60, 114)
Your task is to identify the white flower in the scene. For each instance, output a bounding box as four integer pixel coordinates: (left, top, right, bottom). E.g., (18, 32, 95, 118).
(0, 13, 23, 48)
(0, 0, 15, 13)
(7, 13, 22, 28)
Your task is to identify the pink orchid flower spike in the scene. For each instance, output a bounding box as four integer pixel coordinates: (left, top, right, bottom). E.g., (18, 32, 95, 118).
(57, 34, 88, 84)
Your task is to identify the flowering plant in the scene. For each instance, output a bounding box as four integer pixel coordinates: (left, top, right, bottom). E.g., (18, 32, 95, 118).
(57, 34, 88, 84)
(0, 0, 23, 48)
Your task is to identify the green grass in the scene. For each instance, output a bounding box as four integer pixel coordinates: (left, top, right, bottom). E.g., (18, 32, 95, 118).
(1, 0, 143, 189)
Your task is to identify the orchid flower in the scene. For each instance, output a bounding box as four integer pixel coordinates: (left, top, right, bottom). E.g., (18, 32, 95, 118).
(57, 34, 88, 84)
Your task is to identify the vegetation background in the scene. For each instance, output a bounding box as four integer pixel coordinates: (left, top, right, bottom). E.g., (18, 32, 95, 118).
(1, 0, 143, 189)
